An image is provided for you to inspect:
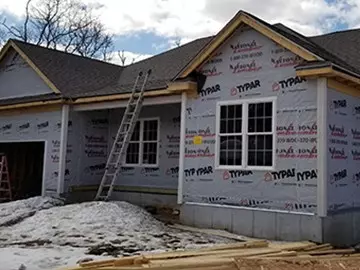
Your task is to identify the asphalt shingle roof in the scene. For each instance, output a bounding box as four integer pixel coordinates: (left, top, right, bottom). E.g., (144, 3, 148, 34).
(11, 37, 212, 99)
(12, 40, 123, 97)
(310, 29, 360, 74)
(3, 11, 360, 106)
(0, 93, 62, 106)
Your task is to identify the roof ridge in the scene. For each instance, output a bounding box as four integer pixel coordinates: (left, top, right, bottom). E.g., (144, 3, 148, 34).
(10, 39, 124, 69)
(311, 27, 360, 38)
(124, 35, 214, 68)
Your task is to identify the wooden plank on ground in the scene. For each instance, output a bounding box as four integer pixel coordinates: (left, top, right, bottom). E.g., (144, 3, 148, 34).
(59, 240, 360, 270)
(139, 241, 268, 261)
(306, 248, 355, 256)
(249, 251, 298, 258)
(303, 243, 332, 251)
(147, 247, 278, 265)
(269, 241, 316, 251)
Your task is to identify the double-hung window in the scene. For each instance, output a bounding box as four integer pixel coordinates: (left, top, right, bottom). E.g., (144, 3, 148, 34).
(216, 97, 276, 170)
(125, 118, 159, 166)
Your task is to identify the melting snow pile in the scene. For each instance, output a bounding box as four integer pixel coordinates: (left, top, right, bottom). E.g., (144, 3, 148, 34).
(0, 198, 235, 269)
(0, 200, 233, 256)
(0, 196, 64, 227)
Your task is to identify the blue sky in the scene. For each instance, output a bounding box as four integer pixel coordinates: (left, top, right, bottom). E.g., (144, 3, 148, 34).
(1, 0, 359, 64)
(113, 33, 171, 55)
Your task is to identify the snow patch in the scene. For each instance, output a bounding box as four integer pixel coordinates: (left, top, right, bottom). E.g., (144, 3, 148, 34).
(0, 196, 64, 227)
(0, 246, 112, 270)
(0, 198, 235, 269)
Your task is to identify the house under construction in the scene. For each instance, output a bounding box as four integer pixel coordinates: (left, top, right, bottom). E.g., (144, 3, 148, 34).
(1, 10, 360, 246)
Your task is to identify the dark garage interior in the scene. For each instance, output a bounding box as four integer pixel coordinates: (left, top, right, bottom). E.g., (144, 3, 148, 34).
(0, 141, 44, 200)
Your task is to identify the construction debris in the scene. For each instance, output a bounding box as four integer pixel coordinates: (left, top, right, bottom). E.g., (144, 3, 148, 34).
(61, 240, 360, 270)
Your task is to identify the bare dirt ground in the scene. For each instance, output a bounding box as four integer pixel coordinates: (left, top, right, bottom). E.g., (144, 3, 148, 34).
(236, 258, 360, 270)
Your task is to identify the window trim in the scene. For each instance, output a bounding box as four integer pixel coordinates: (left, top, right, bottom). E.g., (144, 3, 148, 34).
(215, 96, 277, 171)
(124, 117, 160, 167)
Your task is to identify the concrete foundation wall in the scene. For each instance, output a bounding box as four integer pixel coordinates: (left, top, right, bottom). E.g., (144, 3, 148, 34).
(180, 203, 323, 243)
(111, 191, 177, 208)
(322, 209, 360, 247)
(68, 189, 177, 208)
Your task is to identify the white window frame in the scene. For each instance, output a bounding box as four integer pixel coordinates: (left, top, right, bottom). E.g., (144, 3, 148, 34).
(124, 117, 160, 167)
(215, 96, 277, 171)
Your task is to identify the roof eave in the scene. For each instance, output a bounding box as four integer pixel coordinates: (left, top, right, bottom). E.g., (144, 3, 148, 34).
(296, 62, 360, 93)
(0, 98, 64, 111)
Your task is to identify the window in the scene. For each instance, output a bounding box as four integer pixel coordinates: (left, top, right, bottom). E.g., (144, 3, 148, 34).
(125, 118, 159, 166)
(216, 97, 276, 170)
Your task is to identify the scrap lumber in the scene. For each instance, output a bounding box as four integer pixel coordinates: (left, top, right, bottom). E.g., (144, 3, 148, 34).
(269, 241, 316, 251)
(144, 241, 268, 261)
(303, 243, 332, 251)
(61, 240, 360, 270)
(249, 251, 298, 258)
(147, 248, 280, 265)
(305, 248, 355, 256)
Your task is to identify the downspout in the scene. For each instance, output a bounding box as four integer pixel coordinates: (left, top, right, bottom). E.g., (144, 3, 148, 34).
(177, 92, 187, 204)
(57, 103, 70, 195)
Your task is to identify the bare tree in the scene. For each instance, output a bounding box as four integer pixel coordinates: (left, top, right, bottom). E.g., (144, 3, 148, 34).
(0, 13, 6, 46)
(117, 50, 127, 66)
(1, 0, 113, 60)
(174, 38, 181, 47)
(117, 50, 140, 66)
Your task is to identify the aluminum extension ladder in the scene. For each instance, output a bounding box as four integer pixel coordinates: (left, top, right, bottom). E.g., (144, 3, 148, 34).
(0, 153, 12, 202)
(95, 69, 152, 200)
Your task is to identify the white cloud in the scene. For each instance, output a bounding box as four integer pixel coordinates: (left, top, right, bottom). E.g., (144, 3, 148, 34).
(0, 0, 28, 17)
(107, 50, 153, 66)
(1, 0, 359, 49)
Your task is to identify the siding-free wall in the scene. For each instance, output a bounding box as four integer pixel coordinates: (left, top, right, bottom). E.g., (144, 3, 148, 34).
(183, 27, 318, 212)
(0, 109, 62, 194)
(327, 88, 360, 213)
(66, 110, 109, 190)
(68, 103, 180, 191)
(0, 49, 53, 99)
(108, 104, 180, 189)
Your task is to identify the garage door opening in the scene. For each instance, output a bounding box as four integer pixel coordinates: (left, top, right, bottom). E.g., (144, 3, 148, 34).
(0, 141, 45, 200)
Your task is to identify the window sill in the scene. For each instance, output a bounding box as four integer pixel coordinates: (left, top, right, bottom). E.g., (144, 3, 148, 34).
(123, 164, 159, 168)
(215, 165, 276, 171)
